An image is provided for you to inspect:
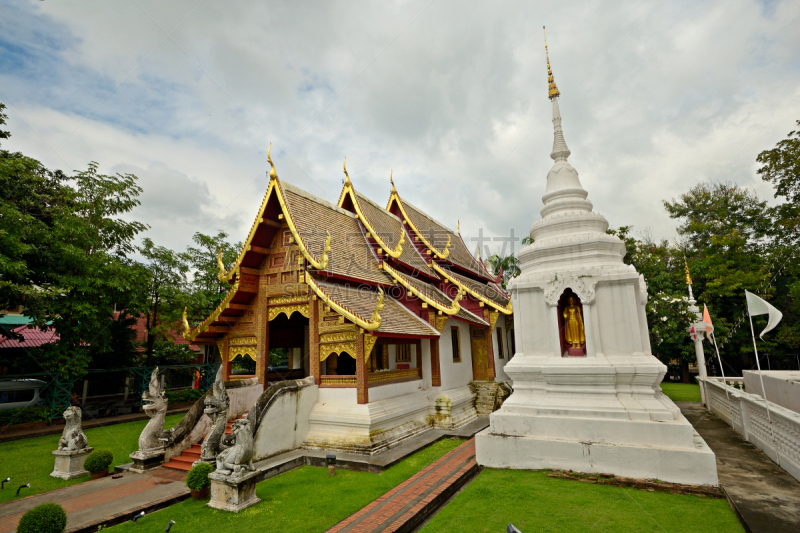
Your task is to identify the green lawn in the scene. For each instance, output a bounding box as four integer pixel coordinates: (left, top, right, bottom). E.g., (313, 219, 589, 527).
(420, 469, 743, 533)
(0, 414, 183, 504)
(660, 382, 702, 402)
(107, 438, 464, 533)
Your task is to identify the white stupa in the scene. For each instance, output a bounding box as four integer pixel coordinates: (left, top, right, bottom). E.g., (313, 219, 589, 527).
(475, 31, 718, 485)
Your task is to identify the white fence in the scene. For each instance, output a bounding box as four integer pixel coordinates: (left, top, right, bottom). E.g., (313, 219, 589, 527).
(700, 378, 800, 483)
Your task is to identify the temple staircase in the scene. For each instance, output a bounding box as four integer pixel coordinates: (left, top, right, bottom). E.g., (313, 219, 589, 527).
(162, 413, 248, 472)
(470, 381, 500, 417)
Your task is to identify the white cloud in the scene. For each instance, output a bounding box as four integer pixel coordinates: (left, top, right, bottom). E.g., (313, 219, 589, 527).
(2, 0, 799, 258)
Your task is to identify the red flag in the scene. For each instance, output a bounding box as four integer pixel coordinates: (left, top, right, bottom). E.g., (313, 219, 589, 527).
(702, 305, 714, 336)
(690, 325, 697, 341)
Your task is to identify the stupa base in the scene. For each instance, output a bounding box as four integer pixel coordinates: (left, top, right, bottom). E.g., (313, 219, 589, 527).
(475, 427, 718, 486)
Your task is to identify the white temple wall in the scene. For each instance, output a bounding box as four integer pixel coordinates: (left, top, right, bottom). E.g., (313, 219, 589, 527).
(596, 282, 637, 356)
(438, 318, 474, 390)
(493, 315, 511, 382)
(514, 286, 549, 356)
(420, 339, 433, 389)
(252, 383, 318, 462)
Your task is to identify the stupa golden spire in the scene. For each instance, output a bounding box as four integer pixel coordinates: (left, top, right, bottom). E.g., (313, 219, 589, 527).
(684, 257, 693, 286)
(544, 26, 560, 100)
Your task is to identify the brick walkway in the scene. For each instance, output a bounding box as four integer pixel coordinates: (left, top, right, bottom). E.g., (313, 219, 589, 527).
(327, 439, 479, 533)
(0, 469, 188, 533)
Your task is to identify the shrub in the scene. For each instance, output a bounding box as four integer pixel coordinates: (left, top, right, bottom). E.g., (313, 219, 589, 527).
(84, 449, 113, 474)
(165, 388, 204, 404)
(0, 406, 53, 426)
(186, 462, 215, 491)
(17, 503, 67, 533)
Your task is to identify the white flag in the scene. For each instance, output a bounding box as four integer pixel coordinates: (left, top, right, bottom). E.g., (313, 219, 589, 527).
(745, 290, 783, 339)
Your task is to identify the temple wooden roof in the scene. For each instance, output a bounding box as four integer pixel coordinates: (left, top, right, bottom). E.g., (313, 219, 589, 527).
(184, 156, 511, 343)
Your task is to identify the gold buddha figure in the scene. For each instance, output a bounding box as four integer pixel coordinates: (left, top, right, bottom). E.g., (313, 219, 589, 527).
(563, 296, 586, 348)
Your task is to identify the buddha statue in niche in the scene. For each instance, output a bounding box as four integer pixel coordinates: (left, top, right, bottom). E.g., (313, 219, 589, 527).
(560, 294, 586, 356)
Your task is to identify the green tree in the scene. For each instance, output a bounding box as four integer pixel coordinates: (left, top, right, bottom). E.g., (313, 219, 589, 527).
(184, 231, 241, 320)
(0, 103, 147, 377)
(486, 253, 520, 289)
(663, 182, 774, 374)
(757, 120, 800, 366)
(139, 238, 190, 365)
(607, 227, 696, 381)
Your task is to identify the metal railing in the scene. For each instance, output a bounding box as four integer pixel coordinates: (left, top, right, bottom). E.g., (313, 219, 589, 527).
(1, 363, 219, 420)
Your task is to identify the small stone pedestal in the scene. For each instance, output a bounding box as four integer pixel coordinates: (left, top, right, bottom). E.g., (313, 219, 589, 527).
(207, 470, 261, 512)
(129, 448, 165, 473)
(51, 446, 94, 480)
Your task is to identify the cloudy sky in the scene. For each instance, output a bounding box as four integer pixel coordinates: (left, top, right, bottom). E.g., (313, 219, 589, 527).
(1, 0, 799, 257)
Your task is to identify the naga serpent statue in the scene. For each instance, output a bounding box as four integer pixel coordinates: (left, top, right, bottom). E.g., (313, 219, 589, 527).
(138, 367, 168, 451)
(58, 406, 88, 451)
(201, 366, 230, 462)
(216, 418, 255, 476)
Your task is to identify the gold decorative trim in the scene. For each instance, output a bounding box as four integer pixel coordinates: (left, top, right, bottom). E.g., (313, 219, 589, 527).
(387, 191, 451, 259)
(320, 375, 357, 386)
(229, 345, 257, 362)
(305, 274, 383, 331)
(270, 295, 306, 305)
(217, 250, 229, 282)
(435, 315, 449, 332)
(383, 263, 462, 316)
(184, 279, 241, 341)
(364, 334, 378, 363)
(488, 310, 500, 330)
(320, 331, 358, 344)
(181, 307, 190, 336)
(338, 170, 404, 258)
(229, 336, 257, 346)
(320, 341, 356, 361)
(217, 142, 331, 286)
(432, 263, 513, 315)
(268, 304, 310, 321)
(368, 368, 420, 383)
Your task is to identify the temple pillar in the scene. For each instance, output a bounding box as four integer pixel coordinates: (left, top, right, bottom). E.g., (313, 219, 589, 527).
(255, 289, 270, 385)
(220, 339, 231, 381)
(356, 332, 368, 404)
(428, 311, 442, 386)
(484, 310, 496, 379)
(309, 298, 320, 385)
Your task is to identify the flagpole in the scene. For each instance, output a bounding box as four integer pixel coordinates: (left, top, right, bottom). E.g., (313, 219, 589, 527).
(747, 308, 781, 466)
(709, 331, 730, 403)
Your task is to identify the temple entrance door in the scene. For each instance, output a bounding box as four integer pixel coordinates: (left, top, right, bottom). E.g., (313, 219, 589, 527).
(470, 326, 489, 381)
(267, 311, 309, 383)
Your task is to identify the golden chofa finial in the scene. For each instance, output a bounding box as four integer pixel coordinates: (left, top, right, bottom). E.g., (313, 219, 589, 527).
(390, 170, 396, 193)
(343, 157, 351, 186)
(457, 220, 460, 234)
(267, 143, 278, 180)
(543, 26, 561, 100)
(684, 256, 693, 285)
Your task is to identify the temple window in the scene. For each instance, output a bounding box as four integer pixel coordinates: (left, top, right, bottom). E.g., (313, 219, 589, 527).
(451, 326, 461, 362)
(396, 345, 411, 363)
(496, 327, 504, 359)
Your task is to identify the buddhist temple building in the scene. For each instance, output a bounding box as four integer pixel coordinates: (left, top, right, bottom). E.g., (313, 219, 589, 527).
(183, 150, 513, 453)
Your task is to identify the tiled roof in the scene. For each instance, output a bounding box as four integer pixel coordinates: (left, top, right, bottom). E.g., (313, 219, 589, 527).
(314, 278, 439, 336)
(399, 199, 493, 281)
(282, 182, 391, 285)
(394, 271, 489, 326)
(353, 192, 436, 276)
(0, 325, 58, 348)
(443, 268, 511, 308)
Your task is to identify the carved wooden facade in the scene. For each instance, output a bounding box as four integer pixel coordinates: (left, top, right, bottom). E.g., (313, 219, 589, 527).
(184, 152, 512, 404)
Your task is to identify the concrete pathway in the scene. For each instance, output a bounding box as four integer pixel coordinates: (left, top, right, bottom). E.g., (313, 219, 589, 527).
(326, 439, 478, 533)
(0, 469, 188, 533)
(679, 402, 800, 533)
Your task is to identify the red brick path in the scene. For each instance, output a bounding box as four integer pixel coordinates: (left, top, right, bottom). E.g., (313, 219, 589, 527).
(0, 469, 187, 533)
(327, 438, 478, 533)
